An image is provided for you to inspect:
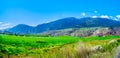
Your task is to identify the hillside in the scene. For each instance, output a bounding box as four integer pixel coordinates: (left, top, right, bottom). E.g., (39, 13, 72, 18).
(7, 17, 120, 34)
(41, 27, 120, 37)
(8, 24, 36, 34)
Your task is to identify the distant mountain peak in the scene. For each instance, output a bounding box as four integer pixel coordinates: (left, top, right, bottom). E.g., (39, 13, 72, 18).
(7, 17, 120, 34)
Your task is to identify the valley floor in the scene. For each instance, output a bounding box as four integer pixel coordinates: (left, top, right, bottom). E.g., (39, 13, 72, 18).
(0, 34, 120, 58)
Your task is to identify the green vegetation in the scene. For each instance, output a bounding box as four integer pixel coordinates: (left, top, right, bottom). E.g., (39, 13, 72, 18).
(81, 35, 120, 42)
(0, 34, 120, 58)
(0, 34, 79, 57)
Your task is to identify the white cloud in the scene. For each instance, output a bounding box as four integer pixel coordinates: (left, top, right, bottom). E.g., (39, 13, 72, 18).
(92, 16, 98, 18)
(114, 18, 118, 20)
(116, 15, 120, 18)
(100, 15, 109, 18)
(109, 16, 113, 18)
(0, 23, 12, 30)
(94, 10, 98, 13)
(0, 22, 3, 25)
(1, 23, 11, 27)
(81, 12, 86, 16)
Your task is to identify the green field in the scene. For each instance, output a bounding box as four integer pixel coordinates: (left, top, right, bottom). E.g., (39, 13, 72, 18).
(0, 34, 120, 58)
(0, 34, 79, 58)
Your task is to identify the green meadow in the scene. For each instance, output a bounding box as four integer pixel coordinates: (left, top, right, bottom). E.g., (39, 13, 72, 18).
(0, 34, 120, 58)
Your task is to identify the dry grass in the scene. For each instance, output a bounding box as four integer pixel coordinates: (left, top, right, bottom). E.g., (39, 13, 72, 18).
(1, 37, 120, 58)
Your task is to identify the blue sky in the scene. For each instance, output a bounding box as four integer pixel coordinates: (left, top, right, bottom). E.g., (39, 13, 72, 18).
(0, 0, 120, 29)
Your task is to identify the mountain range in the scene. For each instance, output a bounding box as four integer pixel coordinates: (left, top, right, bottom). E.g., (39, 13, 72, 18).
(6, 17, 120, 34)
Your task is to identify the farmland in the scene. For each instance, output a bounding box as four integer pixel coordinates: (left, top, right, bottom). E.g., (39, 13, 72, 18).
(0, 34, 120, 58)
(0, 34, 79, 58)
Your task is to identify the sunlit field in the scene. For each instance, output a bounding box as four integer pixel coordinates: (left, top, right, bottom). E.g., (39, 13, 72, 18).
(0, 34, 120, 58)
